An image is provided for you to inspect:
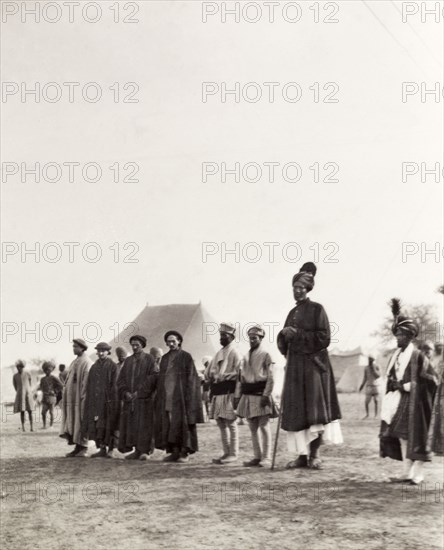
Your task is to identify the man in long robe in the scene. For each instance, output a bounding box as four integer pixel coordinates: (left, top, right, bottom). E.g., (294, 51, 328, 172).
(59, 339, 92, 457)
(206, 323, 242, 464)
(117, 335, 158, 460)
(380, 303, 438, 484)
(82, 342, 119, 458)
(277, 263, 342, 470)
(154, 331, 203, 462)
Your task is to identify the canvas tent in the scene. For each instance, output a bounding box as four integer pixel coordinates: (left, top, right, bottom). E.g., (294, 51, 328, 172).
(108, 302, 218, 367)
(330, 347, 368, 393)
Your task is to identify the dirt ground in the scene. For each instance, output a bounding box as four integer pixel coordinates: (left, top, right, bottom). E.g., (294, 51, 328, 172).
(1, 393, 442, 550)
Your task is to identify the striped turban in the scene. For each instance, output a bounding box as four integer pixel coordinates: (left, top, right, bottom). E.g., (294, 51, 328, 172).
(392, 315, 419, 338)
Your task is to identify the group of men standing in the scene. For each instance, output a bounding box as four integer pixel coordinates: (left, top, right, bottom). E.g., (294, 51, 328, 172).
(14, 261, 442, 480)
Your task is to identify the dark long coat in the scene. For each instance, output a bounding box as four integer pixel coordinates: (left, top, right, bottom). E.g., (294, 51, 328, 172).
(82, 357, 119, 446)
(380, 350, 437, 462)
(277, 298, 341, 432)
(154, 349, 204, 454)
(117, 351, 158, 454)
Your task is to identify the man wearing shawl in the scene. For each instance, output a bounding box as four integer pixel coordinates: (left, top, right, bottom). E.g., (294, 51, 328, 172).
(13, 360, 34, 432)
(277, 263, 342, 470)
(236, 325, 277, 467)
(117, 335, 158, 460)
(59, 339, 92, 457)
(82, 342, 119, 458)
(154, 331, 203, 462)
(380, 300, 438, 484)
(206, 323, 242, 464)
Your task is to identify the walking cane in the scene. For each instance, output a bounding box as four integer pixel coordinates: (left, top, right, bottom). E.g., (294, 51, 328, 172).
(271, 359, 288, 471)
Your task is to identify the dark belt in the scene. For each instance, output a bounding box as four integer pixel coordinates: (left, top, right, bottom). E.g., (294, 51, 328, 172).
(241, 381, 266, 395)
(210, 380, 236, 396)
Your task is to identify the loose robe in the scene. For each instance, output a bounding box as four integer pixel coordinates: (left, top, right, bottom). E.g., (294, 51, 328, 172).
(59, 353, 92, 446)
(13, 371, 33, 413)
(277, 298, 341, 432)
(82, 357, 119, 446)
(154, 349, 204, 454)
(380, 349, 438, 462)
(117, 351, 158, 454)
(427, 358, 443, 455)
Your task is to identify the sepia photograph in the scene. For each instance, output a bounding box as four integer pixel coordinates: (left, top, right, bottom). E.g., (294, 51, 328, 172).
(1, 1, 443, 549)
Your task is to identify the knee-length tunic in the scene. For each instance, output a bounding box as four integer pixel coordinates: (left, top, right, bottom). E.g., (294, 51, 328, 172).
(206, 342, 242, 421)
(277, 298, 342, 439)
(236, 345, 276, 419)
(13, 371, 33, 413)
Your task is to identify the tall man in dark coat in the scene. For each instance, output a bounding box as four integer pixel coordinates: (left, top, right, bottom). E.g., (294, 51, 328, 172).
(380, 300, 438, 484)
(277, 263, 342, 470)
(154, 331, 203, 463)
(117, 335, 158, 460)
(82, 342, 119, 458)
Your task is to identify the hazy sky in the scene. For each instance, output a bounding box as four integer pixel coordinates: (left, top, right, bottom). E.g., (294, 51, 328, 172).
(2, 0, 442, 380)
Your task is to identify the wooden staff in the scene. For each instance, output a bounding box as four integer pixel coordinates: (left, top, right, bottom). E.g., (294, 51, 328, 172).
(271, 358, 288, 471)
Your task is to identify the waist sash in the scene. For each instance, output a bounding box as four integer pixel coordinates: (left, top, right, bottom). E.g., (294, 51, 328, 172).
(211, 380, 236, 396)
(241, 381, 266, 395)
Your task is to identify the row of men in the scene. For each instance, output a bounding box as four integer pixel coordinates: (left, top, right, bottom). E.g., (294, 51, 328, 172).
(12, 263, 444, 477)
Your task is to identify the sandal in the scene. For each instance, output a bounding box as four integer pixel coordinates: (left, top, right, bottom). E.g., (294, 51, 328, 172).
(308, 457, 323, 470)
(286, 456, 308, 469)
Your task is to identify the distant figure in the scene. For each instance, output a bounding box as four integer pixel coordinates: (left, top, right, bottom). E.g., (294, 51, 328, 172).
(422, 341, 435, 361)
(59, 339, 92, 458)
(359, 356, 381, 418)
(112, 346, 128, 453)
(82, 343, 119, 458)
(154, 331, 203, 462)
(13, 360, 34, 432)
(149, 347, 164, 372)
(115, 347, 128, 377)
(36, 361, 63, 429)
(201, 356, 212, 421)
(58, 364, 68, 385)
